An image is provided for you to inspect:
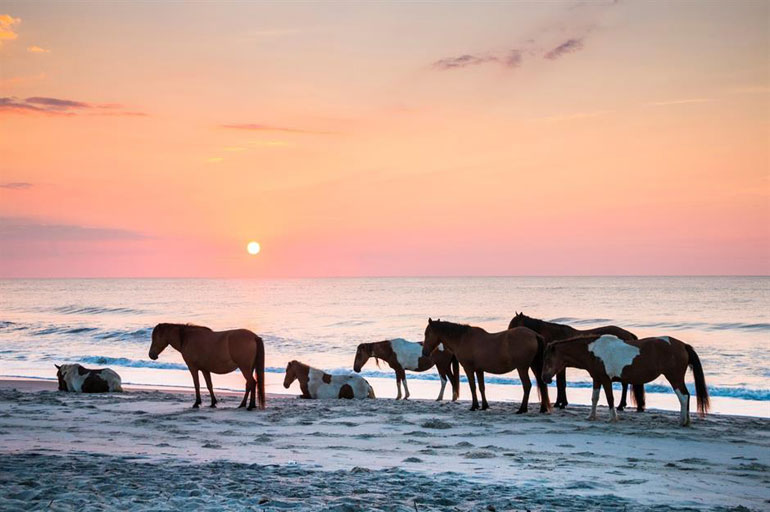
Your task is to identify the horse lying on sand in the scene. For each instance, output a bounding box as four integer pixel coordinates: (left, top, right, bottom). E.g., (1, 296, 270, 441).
(148, 323, 266, 410)
(353, 338, 460, 401)
(542, 334, 709, 426)
(422, 318, 550, 413)
(56, 364, 122, 393)
(509, 312, 642, 411)
(284, 360, 375, 399)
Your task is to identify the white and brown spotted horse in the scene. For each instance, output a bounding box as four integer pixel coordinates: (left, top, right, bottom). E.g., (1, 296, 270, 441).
(542, 334, 709, 426)
(509, 312, 643, 411)
(56, 364, 122, 393)
(353, 338, 460, 401)
(284, 360, 375, 399)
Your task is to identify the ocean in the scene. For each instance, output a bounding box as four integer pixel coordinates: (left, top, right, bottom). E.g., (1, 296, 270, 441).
(1, 277, 768, 417)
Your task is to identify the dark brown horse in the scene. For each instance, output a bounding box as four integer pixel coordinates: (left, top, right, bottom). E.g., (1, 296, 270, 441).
(353, 338, 460, 401)
(149, 323, 266, 410)
(509, 312, 643, 411)
(542, 334, 709, 426)
(422, 319, 550, 413)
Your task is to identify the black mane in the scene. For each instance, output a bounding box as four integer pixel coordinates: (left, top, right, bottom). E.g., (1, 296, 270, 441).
(430, 320, 472, 338)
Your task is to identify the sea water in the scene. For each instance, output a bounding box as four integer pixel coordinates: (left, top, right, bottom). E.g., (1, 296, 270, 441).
(1, 277, 767, 416)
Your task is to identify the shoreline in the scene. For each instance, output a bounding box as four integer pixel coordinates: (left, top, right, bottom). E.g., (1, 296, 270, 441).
(1, 378, 769, 510)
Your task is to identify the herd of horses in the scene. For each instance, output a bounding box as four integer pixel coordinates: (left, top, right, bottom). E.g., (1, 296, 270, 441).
(146, 313, 710, 426)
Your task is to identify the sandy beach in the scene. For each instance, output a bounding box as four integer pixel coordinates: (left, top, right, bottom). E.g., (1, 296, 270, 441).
(1, 379, 768, 511)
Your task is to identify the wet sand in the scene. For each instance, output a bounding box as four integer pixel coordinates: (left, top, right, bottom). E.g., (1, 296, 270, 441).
(1, 379, 768, 511)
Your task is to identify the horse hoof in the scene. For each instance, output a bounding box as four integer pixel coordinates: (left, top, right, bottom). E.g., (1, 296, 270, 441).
(586, 415, 597, 421)
(470, 405, 479, 411)
(617, 406, 625, 412)
(516, 409, 526, 415)
(247, 406, 256, 411)
(210, 404, 217, 408)
(192, 403, 200, 409)
(481, 405, 489, 411)
(636, 408, 645, 413)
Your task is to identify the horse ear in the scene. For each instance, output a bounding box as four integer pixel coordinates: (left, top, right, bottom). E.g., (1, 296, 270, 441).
(54, 364, 60, 370)
(428, 317, 433, 324)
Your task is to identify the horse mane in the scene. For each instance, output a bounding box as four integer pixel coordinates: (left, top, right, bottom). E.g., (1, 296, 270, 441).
(514, 314, 558, 331)
(156, 323, 212, 333)
(430, 320, 472, 338)
(548, 334, 598, 349)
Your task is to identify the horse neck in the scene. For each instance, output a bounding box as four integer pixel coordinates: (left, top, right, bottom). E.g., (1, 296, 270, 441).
(372, 342, 393, 362)
(436, 329, 464, 351)
(558, 340, 590, 368)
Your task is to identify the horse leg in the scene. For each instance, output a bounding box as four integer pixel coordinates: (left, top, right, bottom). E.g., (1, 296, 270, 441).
(436, 371, 447, 402)
(237, 366, 256, 410)
(190, 369, 202, 408)
(618, 382, 628, 411)
(202, 371, 217, 408)
(556, 369, 568, 409)
(666, 375, 690, 427)
(395, 372, 403, 400)
(402, 373, 411, 400)
(238, 380, 249, 408)
(587, 380, 600, 421)
(476, 371, 489, 410)
(516, 367, 531, 414)
(464, 366, 479, 411)
(603, 379, 618, 422)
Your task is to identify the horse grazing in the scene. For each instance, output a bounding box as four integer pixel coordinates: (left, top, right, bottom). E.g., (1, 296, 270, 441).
(353, 338, 460, 401)
(148, 323, 266, 410)
(422, 318, 550, 413)
(56, 364, 122, 393)
(509, 312, 643, 411)
(542, 334, 709, 426)
(284, 360, 375, 399)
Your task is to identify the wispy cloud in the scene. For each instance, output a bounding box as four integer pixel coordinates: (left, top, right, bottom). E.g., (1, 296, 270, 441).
(432, 49, 523, 71)
(0, 96, 147, 117)
(0, 217, 147, 242)
(221, 123, 333, 135)
(27, 45, 49, 53)
(0, 14, 20, 46)
(544, 38, 584, 60)
(647, 98, 713, 107)
(0, 182, 33, 190)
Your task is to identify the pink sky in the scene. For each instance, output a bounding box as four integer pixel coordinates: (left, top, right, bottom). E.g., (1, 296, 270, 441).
(1, 1, 768, 277)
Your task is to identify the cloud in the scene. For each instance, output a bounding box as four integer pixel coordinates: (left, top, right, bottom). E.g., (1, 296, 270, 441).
(0, 182, 33, 190)
(431, 49, 523, 71)
(544, 38, 585, 60)
(0, 217, 147, 242)
(0, 14, 20, 46)
(0, 96, 147, 117)
(647, 98, 713, 107)
(221, 123, 333, 135)
(27, 45, 49, 53)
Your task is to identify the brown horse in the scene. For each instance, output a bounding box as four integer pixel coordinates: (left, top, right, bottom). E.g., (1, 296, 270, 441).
(509, 312, 643, 411)
(422, 318, 550, 413)
(148, 323, 266, 410)
(541, 334, 709, 426)
(353, 338, 460, 401)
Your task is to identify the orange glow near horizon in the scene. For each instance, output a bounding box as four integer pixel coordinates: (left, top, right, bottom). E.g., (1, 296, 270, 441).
(0, 1, 768, 277)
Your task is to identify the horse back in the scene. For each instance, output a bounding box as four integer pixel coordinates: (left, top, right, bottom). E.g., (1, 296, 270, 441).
(582, 325, 637, 341)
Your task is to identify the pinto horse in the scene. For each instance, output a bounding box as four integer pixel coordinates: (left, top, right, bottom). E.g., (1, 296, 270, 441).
(148, 323, 266, 410)
(422, 318, 550, 413)
(509, 312, 643, 411)
(284, 360, 375, 399)
(542, 334, 709, 426)
(353, 339, 460, 401)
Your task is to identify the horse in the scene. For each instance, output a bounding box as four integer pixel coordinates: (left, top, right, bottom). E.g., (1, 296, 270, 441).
(148, 323, 266, 410)
(353, 338, 460, 401)
(284, 360, 375, 399)
(422, 318, 550, 413)
(509, 312, 643, 411)
(55, 364, 122, 393)
(541, 334, 709, 426)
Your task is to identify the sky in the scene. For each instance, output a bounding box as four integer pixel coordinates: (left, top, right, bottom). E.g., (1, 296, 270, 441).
(0, 1, 768, 277)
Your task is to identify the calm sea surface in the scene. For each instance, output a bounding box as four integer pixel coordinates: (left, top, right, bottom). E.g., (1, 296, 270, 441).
(1, 277, 768, 416)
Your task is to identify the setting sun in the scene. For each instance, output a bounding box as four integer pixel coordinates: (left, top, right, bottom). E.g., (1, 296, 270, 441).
(247, 241, 261, 255)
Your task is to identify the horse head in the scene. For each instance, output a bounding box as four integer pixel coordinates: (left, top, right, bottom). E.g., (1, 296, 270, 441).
(283, 361, 298, 389)
(353, 343, 372, 373)
(149, 323, 182, 360)
(541, 343, 564, 384)
(422, 318, 441, 357)
(508, 311, 527, 329)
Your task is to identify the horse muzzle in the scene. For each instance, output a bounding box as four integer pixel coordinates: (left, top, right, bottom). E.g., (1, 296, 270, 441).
(542, 374, 553, 384)
(148, 351, 158, 361)
(421, 347, 431, 357)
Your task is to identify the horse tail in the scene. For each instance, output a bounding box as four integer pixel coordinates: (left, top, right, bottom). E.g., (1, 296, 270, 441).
(532, 334, 551, 411)
(450, 355, 460, 399)
(631, 383, 646, 410)
(254, 335, 266, 409)
(368, 384, 376, 399)
(685, 344, 709, 417)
